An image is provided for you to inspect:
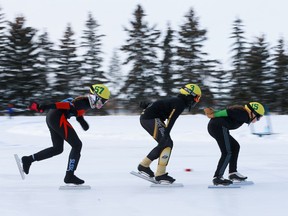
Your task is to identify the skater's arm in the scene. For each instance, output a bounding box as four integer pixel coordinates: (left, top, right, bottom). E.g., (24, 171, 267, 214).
(41, 102, 73, 110)
(204, 108, 228, 118)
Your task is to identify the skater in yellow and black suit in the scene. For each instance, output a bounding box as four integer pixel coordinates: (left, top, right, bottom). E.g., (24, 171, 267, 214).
(137, 84, 201, 183)
(204, 102, 265, 186)
(22, 84, 110, 185)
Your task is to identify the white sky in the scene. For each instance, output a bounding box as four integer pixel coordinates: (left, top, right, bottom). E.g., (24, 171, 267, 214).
(1, 0, 287, 70)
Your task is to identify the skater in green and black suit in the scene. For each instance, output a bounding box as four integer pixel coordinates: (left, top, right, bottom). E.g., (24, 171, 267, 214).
(22, 84, 110, 185)
(137, 84, 201, 183)
(204, 102, 265, 186)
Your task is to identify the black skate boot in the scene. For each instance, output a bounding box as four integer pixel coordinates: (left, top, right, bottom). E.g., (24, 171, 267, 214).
(138, 164, 154, 177)
(21, 156, 34, 174)
(155, 173, 175, 184)
(228, 172, 248, 181)
(64, 172, 85, 185)
(213, 177, 233, 186)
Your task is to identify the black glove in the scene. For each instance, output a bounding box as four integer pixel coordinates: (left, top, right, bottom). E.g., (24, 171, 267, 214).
(76, 116, 89, 131)
(139, 101, 151, 109)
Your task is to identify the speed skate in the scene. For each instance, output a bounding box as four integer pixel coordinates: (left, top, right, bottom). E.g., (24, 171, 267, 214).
(59, 185, 91, 190)
(208, 184, 241, 189)
(130, 171, 183, 187)
(232, 180, 254, 185)
(14, 154, 25, 180)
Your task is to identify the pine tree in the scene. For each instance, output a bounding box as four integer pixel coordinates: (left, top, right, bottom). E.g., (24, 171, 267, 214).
(35, 31, 56, 101)
(0, 7, 9, 108)
(106, 48, 123, 113)
(209, 66, 233, 109)
(176, 8, 214, 108)
(5, 16, 40, 107)
(175, 8, 207, 85)
(160, 24, 176, 96)
(81, 12, 106, 86)
(229, 18, 250, 104)
(271, 38, 288, 113)
(245, 35, 272, 105)
(107, 48, 122, 96)
(54, 24, 82, 99)
(121, 4, 161, 111)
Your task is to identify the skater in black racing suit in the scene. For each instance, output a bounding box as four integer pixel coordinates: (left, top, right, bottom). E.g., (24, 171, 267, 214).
(204, 102, 265, 186)
(137, 84, 201, 183)
(22, 84, 110, 185)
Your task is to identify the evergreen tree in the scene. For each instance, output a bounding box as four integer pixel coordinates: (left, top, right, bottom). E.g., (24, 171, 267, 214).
(36, 31, 55, 101)
(121, 4, 161, 110)
(176, 8, 207, 85)
(176, 8, 214, 108)
(245, 35, 272, 105)
(0, 7, 9, 108)
(106, 48, 123, 113)
(5, 16, 40, 107)
(107, 48, 122, 96)
(54, 24, 82, 99)
(81, 12, 106, 86)
(271, 38, 288, 113)
(160, 24, 176, 96)
(229, 18, 250, 104)
(209, 66, 233, 109)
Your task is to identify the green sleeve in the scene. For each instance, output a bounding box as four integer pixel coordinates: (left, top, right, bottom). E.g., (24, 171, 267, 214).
(214, 109, 228, 117)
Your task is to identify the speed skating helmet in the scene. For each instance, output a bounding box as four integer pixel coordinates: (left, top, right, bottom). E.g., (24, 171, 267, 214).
(245, 101, 265, 121)
(180, 83, 201, 102)
(89, 84, 110, 109)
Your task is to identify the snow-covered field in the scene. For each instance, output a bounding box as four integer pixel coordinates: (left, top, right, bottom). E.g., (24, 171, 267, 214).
(0, 114, 287, 216)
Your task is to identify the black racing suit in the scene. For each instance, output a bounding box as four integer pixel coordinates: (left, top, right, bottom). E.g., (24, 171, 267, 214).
(33, 96, 91, 174)
(207, 108, 250, 178)
(140, 95, 188, 162)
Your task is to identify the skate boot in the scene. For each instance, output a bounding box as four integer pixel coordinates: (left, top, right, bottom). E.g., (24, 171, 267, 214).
(213, 176, 233, 186)
(155, 173, 175, 184)
(21, 156, 33, 174)
(64, 172, 85, 185)
(138, 164, 154, 177)
(229, 172, 248, 181)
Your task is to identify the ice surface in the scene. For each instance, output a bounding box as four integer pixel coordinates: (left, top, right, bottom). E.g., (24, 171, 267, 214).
(0, 115, 287, 216)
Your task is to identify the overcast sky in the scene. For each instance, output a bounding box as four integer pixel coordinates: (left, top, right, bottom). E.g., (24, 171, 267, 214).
(1, 0, 287, 70)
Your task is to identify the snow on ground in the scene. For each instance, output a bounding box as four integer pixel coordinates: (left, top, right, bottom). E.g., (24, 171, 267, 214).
(0, 114, 287, 216)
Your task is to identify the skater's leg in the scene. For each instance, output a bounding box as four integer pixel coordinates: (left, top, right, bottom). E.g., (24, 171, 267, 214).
(22, 124, 64, 174)
(138, 118, 165, 177)
(62, 119, 84, 184)
(209, 125, 232, 178)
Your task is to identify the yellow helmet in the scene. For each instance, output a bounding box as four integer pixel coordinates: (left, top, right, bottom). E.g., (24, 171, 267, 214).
(245, 102, 265, 116)
(90, 84, 110, 100)
(180, 83, 201, 102)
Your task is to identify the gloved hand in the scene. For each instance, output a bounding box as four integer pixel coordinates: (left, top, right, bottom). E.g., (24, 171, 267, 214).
(76, 116, 89, 131)
(28, 102, 45, 113)
(204, 107, 214, 118)
(139, 101, 151, 109)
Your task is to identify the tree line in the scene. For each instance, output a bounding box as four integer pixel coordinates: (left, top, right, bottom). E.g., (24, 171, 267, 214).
(0, 4, 287, 115)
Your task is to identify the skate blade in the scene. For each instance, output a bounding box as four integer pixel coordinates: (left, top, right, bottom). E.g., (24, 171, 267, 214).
(208, 184, 241, 188)
(151, 182, 184, 187)
(232, 180, 254, 185)
(59, 185, 91, 190)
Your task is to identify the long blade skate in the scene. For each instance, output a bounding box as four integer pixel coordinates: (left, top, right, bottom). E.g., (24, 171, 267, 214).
(232, 180, 254, 185)
(14, 154, 25, 180)
(208, 184, 241, 189)
(130, 171, 158, 184)
(59, 185, 91, 190)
